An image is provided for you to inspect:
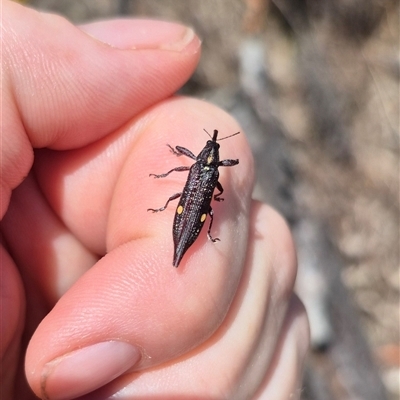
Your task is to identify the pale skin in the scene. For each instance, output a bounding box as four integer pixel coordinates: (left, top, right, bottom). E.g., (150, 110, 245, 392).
(1, 1, 309, 399)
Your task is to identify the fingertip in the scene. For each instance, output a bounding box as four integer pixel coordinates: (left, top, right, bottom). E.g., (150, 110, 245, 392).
(35, 341, 141, 400)
(287, 294, 311, 356)
(3, 2, 202, 150)
(250, 202, 298, 296)
(254, 294, 310, 400)
(80, 19, 200, 54)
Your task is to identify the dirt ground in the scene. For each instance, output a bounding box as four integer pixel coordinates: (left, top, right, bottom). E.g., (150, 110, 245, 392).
(19, 0, 400, 398)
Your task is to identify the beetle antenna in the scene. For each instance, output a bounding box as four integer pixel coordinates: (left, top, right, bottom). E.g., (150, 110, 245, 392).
(203, 128, 213, 139)
(203, 129, 240, 141)
(217, 131, 240, 141)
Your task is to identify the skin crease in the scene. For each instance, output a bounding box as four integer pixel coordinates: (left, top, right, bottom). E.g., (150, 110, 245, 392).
(0, 1, 309, 399)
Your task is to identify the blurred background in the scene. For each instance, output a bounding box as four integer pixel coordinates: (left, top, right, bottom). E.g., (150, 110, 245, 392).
(17, 0, 399, 399)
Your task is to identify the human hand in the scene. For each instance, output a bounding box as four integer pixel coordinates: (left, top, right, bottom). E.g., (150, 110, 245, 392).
(1, 1, 309, 399)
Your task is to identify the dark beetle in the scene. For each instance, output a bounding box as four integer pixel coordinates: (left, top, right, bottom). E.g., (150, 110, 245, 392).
(148, 129, 239, 267)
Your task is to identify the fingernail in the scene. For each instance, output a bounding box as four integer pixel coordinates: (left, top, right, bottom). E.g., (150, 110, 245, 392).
(81, 20, 199, 52)
(41, 341, 141, 400)
(156, 26, 196, 52)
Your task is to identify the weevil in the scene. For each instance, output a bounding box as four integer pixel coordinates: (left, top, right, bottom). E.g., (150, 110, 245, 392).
(147, 129, 239, 267)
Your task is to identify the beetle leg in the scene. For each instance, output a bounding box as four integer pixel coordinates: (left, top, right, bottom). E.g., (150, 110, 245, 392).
(149, 166, 190, 178)
(214, 181, 224, 202)
(147, 193, 181, 212)
(219, 159, 239, 167)
(167, 144, 181, 155)
(167, 144, 197, 160)
(207, 207, 220, 242)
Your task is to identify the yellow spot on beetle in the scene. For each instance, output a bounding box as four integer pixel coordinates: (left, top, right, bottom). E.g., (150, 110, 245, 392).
(177, 205, 184, 214)
(200, 213, 207, 222)
(207, 155, 213, 164)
